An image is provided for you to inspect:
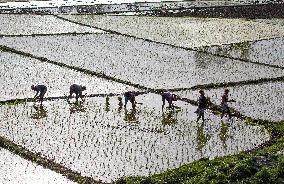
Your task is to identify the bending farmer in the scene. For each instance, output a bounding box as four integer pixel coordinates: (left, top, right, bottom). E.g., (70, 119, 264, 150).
(161, 92, 179, 111)
(124, 91, 137, 109)
(31, 84, 47, 105)
(69, 84, 86, 102)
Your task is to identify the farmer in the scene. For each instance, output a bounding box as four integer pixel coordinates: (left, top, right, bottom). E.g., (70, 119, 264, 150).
(220, 89, 235, 119)
(124, 91, 137, 109)
(196, 90, 207, 122)
(161, 92, 179, 111)
(68, 84, 86, 102)
(31, 84, 47, 105)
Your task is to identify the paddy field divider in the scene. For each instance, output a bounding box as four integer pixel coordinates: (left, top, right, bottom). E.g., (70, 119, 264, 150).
(1, 44, 283, 94)
(54, 15, 284, 70)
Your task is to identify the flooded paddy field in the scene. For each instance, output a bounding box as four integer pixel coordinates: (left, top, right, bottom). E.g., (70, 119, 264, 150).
(253, 18, 284, 26)
(0, 51, 137, 100)
(0, 148, 75, 184)
(0, 34, 283, 89)
(198, 36, 284, 68)
(0, 94, 269, 182)
(0, 14, 103, 35)
(175, 81, 284, 121)
(0, 12, 283, 183)
(58, 15, 284, 48)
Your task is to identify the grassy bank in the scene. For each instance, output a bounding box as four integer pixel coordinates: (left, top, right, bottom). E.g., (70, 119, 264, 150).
(116, 118, 284, 184)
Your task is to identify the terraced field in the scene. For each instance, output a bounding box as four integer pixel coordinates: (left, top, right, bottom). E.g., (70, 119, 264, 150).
(1, 35, 283, 89)
(0, 14, 283, 184)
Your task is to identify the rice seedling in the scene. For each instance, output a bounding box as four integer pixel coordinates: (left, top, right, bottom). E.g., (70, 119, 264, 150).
(0, 51, 137, 101)
(0, 35, 283, 89)
(175, 81, 284, 121)
(0, 148, 76, 184)
(0, 93, 269, 182)
(0, 11, 282, 184)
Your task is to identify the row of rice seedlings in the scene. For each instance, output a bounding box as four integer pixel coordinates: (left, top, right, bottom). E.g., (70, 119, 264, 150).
(0, 94, 269, 182)
(253, 18, 284, 26)
(0, 14, 103, 35)
(0, 32, 100, 38)
(0, 148, 76, 184)
(0, 51, 137, 101)
(175, 81, 284, 121)
(198, 37, 284, 68)
(1, 34, 283, 89)
(58, 14, 284, 48)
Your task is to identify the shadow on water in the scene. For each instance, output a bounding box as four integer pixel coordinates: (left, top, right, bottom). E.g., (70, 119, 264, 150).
(30, 104, 47, 119)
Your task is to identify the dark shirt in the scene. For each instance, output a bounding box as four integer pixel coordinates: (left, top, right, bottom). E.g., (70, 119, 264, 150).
(221, 94, 228, 105)
(162, 93, 177, 104)
(124, 91, 136, 102)
(34, 85, 47, 93)
(70, 84, 83, 96)
(198, 95, 207, 109)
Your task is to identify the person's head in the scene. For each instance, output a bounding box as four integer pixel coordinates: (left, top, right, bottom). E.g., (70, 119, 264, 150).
(199, 90, 205, 95)
(82, 86, 86, 91)
(224, 89, 229, 94)
(31, 85, 35, 90)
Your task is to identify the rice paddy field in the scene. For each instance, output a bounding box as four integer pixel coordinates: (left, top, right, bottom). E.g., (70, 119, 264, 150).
(0, 13, 283, 184)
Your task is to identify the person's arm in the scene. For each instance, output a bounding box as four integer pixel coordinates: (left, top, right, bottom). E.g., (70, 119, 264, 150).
(227, 95, 236, 102)
(79, 91, 83, 99)
(34, 89, 39, 99)
(168, 98, 173, 108)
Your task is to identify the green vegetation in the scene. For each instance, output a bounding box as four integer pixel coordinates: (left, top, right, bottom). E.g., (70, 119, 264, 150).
(115, 118, 284, 184)
(1, 24, 283, 184)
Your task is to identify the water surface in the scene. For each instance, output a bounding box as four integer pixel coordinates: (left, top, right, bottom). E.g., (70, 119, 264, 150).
(0, 94, 269, 182)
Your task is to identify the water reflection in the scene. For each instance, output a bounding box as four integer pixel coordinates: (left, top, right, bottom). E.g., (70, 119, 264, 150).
(105, 96, 110, 112)
(196, 124, 211, 152)
(194, 52, 210, 70)
(0, 94, 270, 182)
(117, 96, 123, 113)
(124, 109, 138, 123)
(69, 101, 86, 114)
(231, 41, 250, 59)
(219, 121, 229, 149)
(161, 110, 178, 125)
(30, 104, 47, 119)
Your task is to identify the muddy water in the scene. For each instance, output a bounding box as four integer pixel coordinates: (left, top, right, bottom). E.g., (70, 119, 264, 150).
(0, 148, 75, 184)
(0, 35, 283, 89)
(0, 94, 269, 182)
